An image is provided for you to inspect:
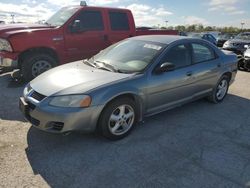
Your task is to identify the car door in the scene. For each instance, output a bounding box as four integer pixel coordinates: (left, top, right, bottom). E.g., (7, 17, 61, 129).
(189, 42, 222, 96)
(146, 43, 196, 115)
(107, 11, 134, 44)
(64, 9, 110, 62)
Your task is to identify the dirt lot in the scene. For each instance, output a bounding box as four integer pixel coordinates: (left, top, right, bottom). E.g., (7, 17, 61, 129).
(0, 71, 250, 188)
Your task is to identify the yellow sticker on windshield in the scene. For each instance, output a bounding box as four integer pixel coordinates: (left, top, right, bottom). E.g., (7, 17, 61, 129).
(144, 44, 162, 50)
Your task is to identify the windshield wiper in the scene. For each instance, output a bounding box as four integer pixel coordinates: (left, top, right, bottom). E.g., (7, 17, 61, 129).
(83, 59, 96, 68)
(95, 60, 118, 72)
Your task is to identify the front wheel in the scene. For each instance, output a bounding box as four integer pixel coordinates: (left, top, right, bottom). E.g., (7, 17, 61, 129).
(208, 75, 229, 103)
(98, 97, 137, 140)
(21, 53, 56, 81)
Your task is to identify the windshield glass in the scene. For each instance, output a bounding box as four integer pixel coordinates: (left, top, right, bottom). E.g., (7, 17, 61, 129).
(218, 34, 234, 40)
(235, 33, 250, 40)
(46, 6, 79, 27)
(89, 40, 166, 73)
(188, 33, 202, 38)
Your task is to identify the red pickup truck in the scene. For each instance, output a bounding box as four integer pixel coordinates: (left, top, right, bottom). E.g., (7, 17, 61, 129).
(0, 3, 178, 81)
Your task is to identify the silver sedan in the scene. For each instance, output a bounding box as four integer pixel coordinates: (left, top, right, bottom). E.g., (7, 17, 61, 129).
(19, 35, 238, 140)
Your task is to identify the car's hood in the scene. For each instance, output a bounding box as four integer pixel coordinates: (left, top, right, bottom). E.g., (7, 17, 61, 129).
(0, 23, 54, 38)
(30, 61, 134, 96)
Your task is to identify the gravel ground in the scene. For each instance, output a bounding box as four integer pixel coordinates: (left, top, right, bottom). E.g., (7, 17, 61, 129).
(0, 71, 250, 188)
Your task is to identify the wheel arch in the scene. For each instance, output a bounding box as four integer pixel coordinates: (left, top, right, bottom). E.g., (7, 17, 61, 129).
(96, 92, 144, 130)
(18, 47, 59, 68)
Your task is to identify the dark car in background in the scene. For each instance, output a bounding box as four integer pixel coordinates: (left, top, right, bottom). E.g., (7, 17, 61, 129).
(223, 32, 250, 56)
(188, 33, 217, 45)
(238, 46, 250, 71)
(217, 33, 235, 47)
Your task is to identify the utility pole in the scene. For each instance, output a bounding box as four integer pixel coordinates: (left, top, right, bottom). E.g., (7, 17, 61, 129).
(10, 14, 15, 23)
(241, 22, 245, 31)
(165, 20, 168, 28)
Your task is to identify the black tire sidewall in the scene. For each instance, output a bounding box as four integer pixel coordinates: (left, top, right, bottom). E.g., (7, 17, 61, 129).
(21, 53, 56, 81)
(213, 75, 229, 103)
(98, 97, 138, 140)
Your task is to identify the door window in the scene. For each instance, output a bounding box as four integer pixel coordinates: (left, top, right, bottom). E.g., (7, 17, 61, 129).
(191, 43, 216, 63)
(78, 11, 104, 31)
(109, 12, 129, 31)
(161, 44, 191, 69)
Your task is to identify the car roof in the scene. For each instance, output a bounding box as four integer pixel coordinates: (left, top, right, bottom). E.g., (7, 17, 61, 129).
(129, 35, 189, 45)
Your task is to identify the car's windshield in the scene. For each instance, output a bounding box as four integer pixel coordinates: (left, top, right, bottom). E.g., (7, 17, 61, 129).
(46, 6, 80, 27)
(235, 33, 250, 40)
(89, 40, 166, 73)
(218, 34, 234, 40)
(188, 33, 203, 38)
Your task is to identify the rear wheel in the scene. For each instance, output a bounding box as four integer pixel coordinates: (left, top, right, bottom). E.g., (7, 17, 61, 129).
(21, 53, 56, 81)
(208, 75, 229, 103)
(98, 97, 137, 140)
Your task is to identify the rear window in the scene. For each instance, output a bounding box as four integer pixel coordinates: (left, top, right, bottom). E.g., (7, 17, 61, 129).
(109, 12, 129, 31)
(192, 43, 216, 63)
(78, 10, 104, 31)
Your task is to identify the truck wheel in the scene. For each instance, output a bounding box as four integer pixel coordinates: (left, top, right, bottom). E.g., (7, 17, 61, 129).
(21, 53, 57, 81)
(207, 75, 229, 104)
(98, 97, 137, 140)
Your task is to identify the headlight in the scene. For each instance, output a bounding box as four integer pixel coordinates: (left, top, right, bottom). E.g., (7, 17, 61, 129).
(223, 41, 229, 47)
(49, 95, 92, 108)
(0, 38, 13, 52)
(23, 84, 32, 96)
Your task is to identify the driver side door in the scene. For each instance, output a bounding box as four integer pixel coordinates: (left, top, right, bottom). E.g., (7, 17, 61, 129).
(64, 9, 111, 62)
(145, 43, 196, 115)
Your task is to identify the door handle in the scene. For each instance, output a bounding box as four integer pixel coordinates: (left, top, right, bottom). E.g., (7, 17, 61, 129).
(186, 71, 193, 76)
(217, 63, 221, 67)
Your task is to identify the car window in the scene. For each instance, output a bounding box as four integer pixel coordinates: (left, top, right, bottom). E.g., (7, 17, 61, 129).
(192, 43, 216, 63)
(109, 12, 129, 31)
(161, 44, 191, 69)
(78, 11, 104, 31)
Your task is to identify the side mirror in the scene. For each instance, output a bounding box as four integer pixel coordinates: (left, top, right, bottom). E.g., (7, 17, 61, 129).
(155, 62, 175, 74)
(70, 20, 81, 33)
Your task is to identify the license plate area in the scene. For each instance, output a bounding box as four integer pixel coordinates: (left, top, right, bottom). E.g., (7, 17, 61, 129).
(19, 97, 29, 115)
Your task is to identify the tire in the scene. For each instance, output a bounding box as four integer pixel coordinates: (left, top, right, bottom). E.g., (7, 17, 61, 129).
(208, 75, 230, 103)
(21, 53, 57, 81)
(98, 97, 138, 140)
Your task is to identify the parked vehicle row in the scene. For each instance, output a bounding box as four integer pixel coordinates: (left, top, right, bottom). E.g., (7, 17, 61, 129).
(0, 3, 177, 81)
(187, 32, 217, 45)
(216, 33, 235, 47)
(222, 32, 250, 56)
(19, 36, 238, 139)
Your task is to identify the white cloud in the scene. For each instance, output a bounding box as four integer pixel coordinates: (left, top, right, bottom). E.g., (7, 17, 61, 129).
(125, 3, 173, 27)
(183, 16, 209, 25)
(89, 0, 121, 5)
(0, 2, 54, 23)
(46, 0, 79, 7)
(208, 0, 245, 15)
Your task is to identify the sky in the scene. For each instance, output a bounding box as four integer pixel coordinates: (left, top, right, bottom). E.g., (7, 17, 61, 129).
(0, 0, 250, 28)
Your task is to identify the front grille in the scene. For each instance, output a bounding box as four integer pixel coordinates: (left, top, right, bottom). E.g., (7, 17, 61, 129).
(52, 122, 64, 131)
(30, 91, 46, 102)
(27, 101, 36, 110)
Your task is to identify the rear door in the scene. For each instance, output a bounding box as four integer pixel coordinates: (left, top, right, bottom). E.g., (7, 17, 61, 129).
(64, 8, 110, 62)
(189, 42, 221, 95)
(107, 10, 135, 44)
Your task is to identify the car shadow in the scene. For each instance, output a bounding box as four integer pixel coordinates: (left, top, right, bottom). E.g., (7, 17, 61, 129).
(25, 94, 250, 188)
(0, 73, 26, 122)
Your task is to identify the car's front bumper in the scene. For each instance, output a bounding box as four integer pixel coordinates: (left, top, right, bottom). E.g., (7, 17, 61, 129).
(0, 51, 18, 68)
(19, 96, 104, 133)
